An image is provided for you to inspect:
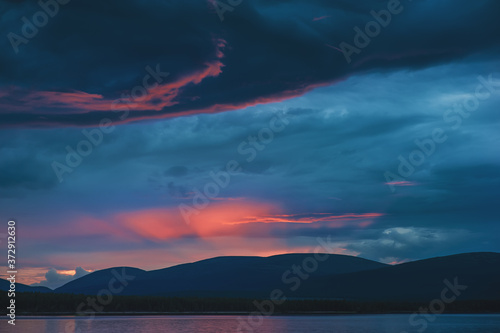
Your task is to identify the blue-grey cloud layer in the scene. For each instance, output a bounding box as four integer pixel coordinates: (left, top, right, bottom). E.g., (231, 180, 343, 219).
(1, 59, 499, 266)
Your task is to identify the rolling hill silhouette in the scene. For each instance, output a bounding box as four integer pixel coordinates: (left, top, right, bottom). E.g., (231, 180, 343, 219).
(296, 252, 500, 301)
(2, 252, 499, 301)
(0, 279, 51, 293)
(54, 254, 387, 298)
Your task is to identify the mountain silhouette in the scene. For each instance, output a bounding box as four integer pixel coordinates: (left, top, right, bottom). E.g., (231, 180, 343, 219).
(2, 252, 499, 301)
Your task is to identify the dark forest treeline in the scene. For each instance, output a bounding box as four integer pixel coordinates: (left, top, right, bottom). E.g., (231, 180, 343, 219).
(3, 292, 500, 315)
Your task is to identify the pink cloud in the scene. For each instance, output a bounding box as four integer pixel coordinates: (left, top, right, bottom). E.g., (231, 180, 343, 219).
(0, 37, 342, 128)
(0, 38, 226, 115)
(21, 201, 383, 243)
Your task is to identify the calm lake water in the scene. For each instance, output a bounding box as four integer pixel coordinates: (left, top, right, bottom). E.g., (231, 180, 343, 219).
(5, 314, 500, 333)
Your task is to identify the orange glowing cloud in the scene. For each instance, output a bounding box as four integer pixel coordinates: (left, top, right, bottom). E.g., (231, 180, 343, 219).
(0, 38, 341, 128)
(11, 59, 223, 113)
(116, 200, 280, 241)
(115, 203, 383, 241)
(55, 269, 88, 276)
(22, 201, 383, 244)
(0, 39, 226, 114)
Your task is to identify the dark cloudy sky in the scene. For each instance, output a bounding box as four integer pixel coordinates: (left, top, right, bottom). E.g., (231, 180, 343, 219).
(0, 0, 499, 288)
